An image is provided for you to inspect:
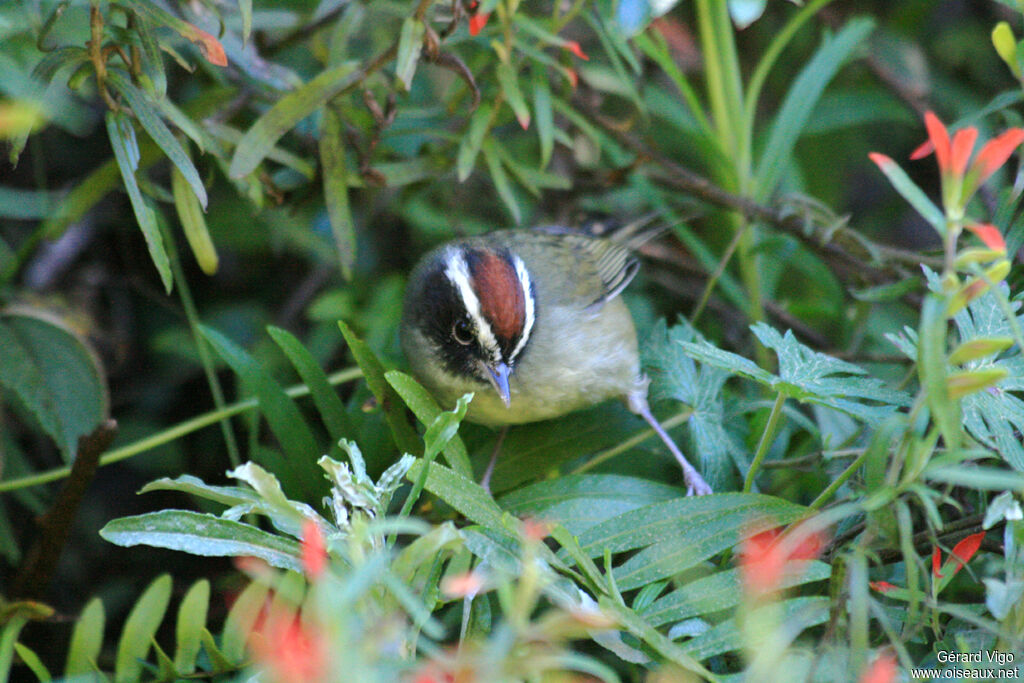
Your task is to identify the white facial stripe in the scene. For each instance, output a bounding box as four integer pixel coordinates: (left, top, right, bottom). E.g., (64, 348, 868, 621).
(443, 250, 501, 360)
(509, 254, 535, 362)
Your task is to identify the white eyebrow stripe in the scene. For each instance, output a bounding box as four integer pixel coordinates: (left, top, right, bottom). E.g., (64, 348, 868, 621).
(509, 254, 534, 362)
(443, 249, 501, 360)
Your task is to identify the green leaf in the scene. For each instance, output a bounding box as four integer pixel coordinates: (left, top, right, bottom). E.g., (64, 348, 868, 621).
(140, 475, 261, 507)
(500, 474, 683, 535)
(100, 510, 303, 571)
(174, 579, 209, 675)
(395, 18, 425, 91)
(338, 320, 422, 455)
(423, 394, 471, 459)
(115, 574, 172, 683)
(919, 294, 961, 451)
(407, 459, 504, 529)
(684, 596, 829, 660)
(496, 61, 530, 130)
(576, 492, 803, 556)
(0, 312, 108, 460)
(482, 138, 522, 224)
(105, 110, 173, 292)
(65, 598, 104, 676)
(457, 102, 493, 181)
(684, 322, 910, 423)
(106, 71, 207, 208)
(171, 164, 218, 275)
(641, 561, 831, 626)
(925, 465, 1024, 490)
(869, 152, 946, 234)
(13, 643, 50, 682)
(222, 580, 270, 663)
(599, 598, 716, 680)
(608, 498, 805, 590)
(386, 370, 473, 477)
(201, 325, 323, 500)
(646, 320, 740, 486)
(532, 65, 554, 168)
(319, 106, 357, 279)
(268, 326, 351, 441)
(229, 61, 360, 178)
(135, 16, 167, 98)
(754, 17, 875, 201)
(239, 0, 253, 42)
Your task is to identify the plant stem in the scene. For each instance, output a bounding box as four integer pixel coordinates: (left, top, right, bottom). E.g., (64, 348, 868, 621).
(164, 222, 242, 468)
(0, 367, 362, 493)
(743, 391, 786, 492)
(808, 447, 871, 510)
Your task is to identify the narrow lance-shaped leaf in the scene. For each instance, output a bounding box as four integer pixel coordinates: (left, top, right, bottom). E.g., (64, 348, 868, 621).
(174, 579, 209, 675)
(106, 71, 208, 208)
(386, 370, 473, 477)
(457, 102, 493, 182)
(100, 510, 304, 571)
(496, 61, 530, 129)
(268, 325, 351, 440)
(482, 138, 522, 224)
(319, 106, 356, 279)
(338, 320, 422, 455)
(919, 294, 961, 450)
(395, 18, 425, 91)
(105, 111, 173, 292)
(532, 65, 554, 169)
(229, 62, 361, 179)
(239, 0, 253, 43)
(114, 574, 172, 683)
(754, 18, 875, 202)
(201, 325, 324, 501)
(171, 165, 218, 274)
(132, 1, 227, 66)
(870, 153, 946, 235)
(65, 598, 104, 676)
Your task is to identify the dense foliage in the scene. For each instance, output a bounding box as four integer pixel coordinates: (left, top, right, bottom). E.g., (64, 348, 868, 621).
(2, 0, 1024, 681)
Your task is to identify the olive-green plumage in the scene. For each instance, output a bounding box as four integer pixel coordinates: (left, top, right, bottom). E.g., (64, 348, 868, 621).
(401, 229, 641, 426)
(400, 226, 712, 496)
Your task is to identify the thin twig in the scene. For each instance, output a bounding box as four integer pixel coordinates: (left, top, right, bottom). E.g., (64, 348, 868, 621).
(10, 420, 118, 599)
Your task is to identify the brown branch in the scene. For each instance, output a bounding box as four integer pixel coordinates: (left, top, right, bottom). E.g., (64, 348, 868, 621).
(10, 420, 118, 600)
(578, 104, 942, 285)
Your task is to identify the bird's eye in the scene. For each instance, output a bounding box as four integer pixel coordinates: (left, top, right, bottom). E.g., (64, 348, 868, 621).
(452, 318, 474, 345)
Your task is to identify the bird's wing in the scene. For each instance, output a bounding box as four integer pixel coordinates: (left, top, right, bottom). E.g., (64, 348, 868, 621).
(560, 233, 640, 309)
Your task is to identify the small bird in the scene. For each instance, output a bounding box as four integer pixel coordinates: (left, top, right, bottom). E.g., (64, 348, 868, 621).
(400, 226, 712, 496)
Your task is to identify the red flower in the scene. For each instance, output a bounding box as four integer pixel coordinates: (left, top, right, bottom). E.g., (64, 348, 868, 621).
(441, 571, 485, 599)
(859, 652, 898, 683)
(301, 519, 327, 580)
(738, 522, 825, 597)
(964, 222, 1007, 253)
(250, 611, 328, 683)
(521, 517, 552, 542)
(950, 532, 985, 572)
(563, 40, 589, 60)
(869, 581, 899, 593)
(907, 111, 1024, 216)
(933, 531, 986, 580)
(469, 12, 490, 36)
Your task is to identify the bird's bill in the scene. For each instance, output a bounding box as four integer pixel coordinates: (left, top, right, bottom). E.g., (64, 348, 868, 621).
(484, 361, 512, 407)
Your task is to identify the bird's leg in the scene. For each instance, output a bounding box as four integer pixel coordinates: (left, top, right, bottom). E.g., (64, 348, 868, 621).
(480, 425, 509, 495)
(627, 379, 712, 496)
